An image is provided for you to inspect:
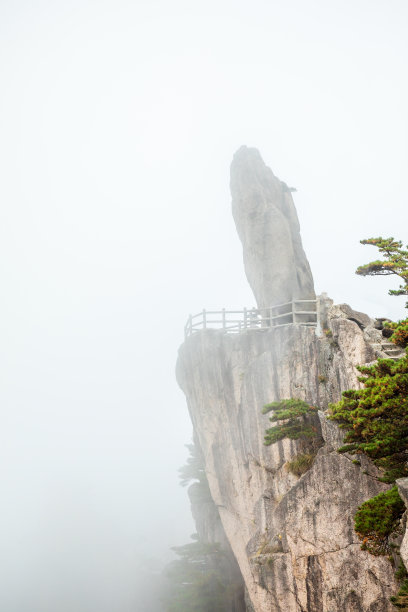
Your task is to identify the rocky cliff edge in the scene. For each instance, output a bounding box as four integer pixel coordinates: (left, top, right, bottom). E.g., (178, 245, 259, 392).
(177, 298, 399, 611)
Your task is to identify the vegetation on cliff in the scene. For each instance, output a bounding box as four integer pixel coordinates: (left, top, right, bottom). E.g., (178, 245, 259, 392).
(163, 443, 243, 611)
(353, 486, 405, 555)
(179, 443, 207, 487)
(385, 319, 408, 349)
(163, 535, 233, 612)
(262, 399, 323, 476)
(285, 452, 317, 476)
(391, 562, 408, 609)
(262, 399, 318, 445)
(260, 238, 408, 575)
(330, 236, 408, 607)
(178, 442, 212, 502)
(333, 239, 408, 459)
(331, 366, 408, 598)
(357, 236, 408, 348)
(330, 352, 408, 483)
(356, 237, 408, 306)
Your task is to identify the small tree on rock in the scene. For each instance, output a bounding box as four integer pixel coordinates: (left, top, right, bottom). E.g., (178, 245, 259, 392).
(356, 237, 408, 348)
(356, 237, 408, 306)
(262, 399, 318, 446)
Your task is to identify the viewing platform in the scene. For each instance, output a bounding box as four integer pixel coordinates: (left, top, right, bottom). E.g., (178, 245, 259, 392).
(184, 299, 318, 339)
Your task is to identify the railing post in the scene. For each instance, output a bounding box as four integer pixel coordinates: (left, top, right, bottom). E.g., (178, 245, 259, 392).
(183, 301, 320, 337)
(316, 298, 321, 336)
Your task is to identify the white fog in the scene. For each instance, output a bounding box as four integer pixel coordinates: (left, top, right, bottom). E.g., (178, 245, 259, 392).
(0, 1, 407, 610)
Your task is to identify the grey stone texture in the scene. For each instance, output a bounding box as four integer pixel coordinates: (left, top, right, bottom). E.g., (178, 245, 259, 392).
(177, 301, 398, 611)
(176, 149, 403, 610)
(230, 146, 315, 310)
(397, 478, 408, 571)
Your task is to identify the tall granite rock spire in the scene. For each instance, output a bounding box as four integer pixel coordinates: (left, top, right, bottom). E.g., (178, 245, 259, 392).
(176, 148, 404, 611)
(231, 146, 315, 309)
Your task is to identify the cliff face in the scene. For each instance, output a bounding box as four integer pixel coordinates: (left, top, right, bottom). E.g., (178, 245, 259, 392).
(177, 303, 398, 611)
(177, 148, 401, 611)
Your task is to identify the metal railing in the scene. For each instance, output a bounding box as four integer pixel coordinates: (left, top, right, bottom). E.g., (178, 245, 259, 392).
(184, 300, 318, 338)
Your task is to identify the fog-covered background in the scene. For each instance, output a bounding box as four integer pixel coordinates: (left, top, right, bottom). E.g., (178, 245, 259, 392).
(0, 1, 407, 610)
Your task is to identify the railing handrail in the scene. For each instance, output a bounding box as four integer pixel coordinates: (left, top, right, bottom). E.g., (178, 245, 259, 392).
(184, 300, 318, 338)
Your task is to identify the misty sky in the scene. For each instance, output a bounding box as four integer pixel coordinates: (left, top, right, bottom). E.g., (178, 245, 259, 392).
(1, 1, 407, 611)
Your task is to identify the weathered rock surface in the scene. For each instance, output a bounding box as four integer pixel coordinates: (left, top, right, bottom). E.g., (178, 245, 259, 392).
(177, 148, 402, 610)
(230, 147, 315, 310)
(177, 300, 398, 611)
(397, 478, 408, 571)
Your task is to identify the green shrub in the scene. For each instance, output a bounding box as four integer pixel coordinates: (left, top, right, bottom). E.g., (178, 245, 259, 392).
(286, 452, 316, 476)
(354, 486, 405, 556)
(390, 577, 408, 609)
(396, 562, 408, 581)
(391, 319, 408, 348)
(345, 235, 408, 605)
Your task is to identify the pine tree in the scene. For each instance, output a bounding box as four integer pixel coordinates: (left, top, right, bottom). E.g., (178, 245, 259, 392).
(262, 399, 318, 446)
(178, 443, 207, 487)
(329, 236, 408, 569)
(178, 442, 212, 502)
(356, 237, 408, 306)
(162, 535, 244, 612)
(330, 352, 408, 482)
(357, 237, 408, 348)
